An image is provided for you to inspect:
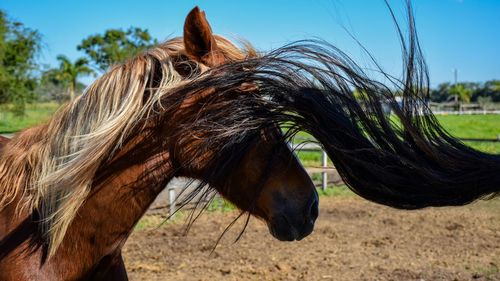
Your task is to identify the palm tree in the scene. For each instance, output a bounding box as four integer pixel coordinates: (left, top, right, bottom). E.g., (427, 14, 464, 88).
(449, 84, 472, 103)
(55, 55, 94, 100)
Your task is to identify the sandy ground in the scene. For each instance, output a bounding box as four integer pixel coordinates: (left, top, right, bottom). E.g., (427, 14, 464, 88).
(123, 195, 500, 281)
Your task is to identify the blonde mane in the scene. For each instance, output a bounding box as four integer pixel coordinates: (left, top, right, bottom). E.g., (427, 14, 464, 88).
(0, 36, 254, 256)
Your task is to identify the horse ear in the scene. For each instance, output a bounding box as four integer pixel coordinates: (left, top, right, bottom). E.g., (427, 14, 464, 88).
(183, 7, 223, 66)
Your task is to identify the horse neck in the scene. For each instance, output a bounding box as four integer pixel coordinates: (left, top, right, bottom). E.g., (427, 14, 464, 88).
(1, 126, 178, 279)
(0, 136, 9, 147)
(48, 136, 175, 273)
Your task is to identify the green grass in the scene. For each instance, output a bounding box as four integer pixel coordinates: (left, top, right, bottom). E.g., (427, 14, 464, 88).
(436, 114, 500, 139)
(134, 214, 171, 231)
(296, 151, 322, 167)
(134, 210, 190, 231)
(317, 184, 353, 197)
(206, 197, 236, 213)
(436, 115, 500, 153)
(0, 103, 61, 133)
(462, 141, 500, 154)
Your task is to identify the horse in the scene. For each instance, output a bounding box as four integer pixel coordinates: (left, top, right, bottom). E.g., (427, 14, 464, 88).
(0, 8, 319, 280)
(1, 3, 499, 280)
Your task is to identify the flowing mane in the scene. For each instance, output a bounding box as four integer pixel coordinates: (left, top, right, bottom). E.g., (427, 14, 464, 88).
(1, 3, 499, 264)
(0, 36, 256, 255)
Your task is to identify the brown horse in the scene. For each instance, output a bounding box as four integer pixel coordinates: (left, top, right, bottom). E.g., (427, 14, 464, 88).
(2, 3, 500, 281)
(0, 8, 318, 280)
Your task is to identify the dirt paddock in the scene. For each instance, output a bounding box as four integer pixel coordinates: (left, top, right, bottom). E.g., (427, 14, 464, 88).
(123, 195, 500, 281)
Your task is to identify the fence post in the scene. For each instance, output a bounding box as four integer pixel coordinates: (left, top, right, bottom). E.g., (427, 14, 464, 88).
(168, 187, 176, 218)
(217, 194, 223, 210)
(321, 149, 328, 190)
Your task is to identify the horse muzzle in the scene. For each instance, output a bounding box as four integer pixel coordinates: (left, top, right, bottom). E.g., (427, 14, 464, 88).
(267, 191, 319, 241)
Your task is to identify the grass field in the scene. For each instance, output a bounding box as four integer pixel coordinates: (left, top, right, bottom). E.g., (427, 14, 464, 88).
(0, 103, 61, 133)
(0, 104, 498, 155)
(437, 114, 500, 153)
(436, 114, 499, 139)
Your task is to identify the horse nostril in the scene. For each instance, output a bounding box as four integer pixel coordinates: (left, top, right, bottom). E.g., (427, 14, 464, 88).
(308, 197, 319, 223)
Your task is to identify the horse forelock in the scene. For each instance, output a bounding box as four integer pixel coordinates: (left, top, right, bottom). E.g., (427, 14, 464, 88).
(0, 35, 253, 257)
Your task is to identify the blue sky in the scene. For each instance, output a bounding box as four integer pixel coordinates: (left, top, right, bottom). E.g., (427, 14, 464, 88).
(1, 0, 499, 86)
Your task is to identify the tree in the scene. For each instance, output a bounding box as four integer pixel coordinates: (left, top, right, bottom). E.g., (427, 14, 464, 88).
(55, 55, 94, 100)
(35, 69, 66, 103)
(488, 80, 500, 92)
(430, 83, 451, 102)
(448, 84, 473, 103)
(0, 10, 42, 116)
(77, 27, 157, 71)
(36, 68, 83, 103)
(431, 82, 478, 103)
(473, 80, 500, 103)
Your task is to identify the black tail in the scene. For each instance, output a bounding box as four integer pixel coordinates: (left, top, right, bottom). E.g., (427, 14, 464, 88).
(161, 1, 500, 209)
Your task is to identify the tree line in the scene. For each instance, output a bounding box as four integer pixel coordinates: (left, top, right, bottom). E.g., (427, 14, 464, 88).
(0, 10, 156, 116)
(431, 81, 500, 104)
(0, 9, 499, 116)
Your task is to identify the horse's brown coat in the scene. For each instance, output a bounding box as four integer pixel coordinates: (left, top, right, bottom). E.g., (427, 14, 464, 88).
(0, 8, 317, 280)
(0, 136, 9, 146)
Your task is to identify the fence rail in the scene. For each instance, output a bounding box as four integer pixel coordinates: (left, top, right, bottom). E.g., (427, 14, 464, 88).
(433, 110, 500, 115)
(429, 101, 500, 115)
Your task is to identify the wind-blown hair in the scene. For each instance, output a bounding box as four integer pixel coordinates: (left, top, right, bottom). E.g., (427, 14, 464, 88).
(0, 35, 256, 255)
(1, 2, 499, 257)
(156, 4, 500, 210)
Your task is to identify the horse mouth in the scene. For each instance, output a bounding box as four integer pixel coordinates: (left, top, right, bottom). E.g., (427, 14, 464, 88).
(267, 214, 315, 241)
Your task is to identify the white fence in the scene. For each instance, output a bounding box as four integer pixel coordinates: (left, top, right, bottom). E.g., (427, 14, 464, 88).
(430, 101, 500, 115)
(433, 110, 500, 115)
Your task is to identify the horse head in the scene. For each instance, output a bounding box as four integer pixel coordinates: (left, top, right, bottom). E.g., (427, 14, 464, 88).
(172, 7, 319, 241)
